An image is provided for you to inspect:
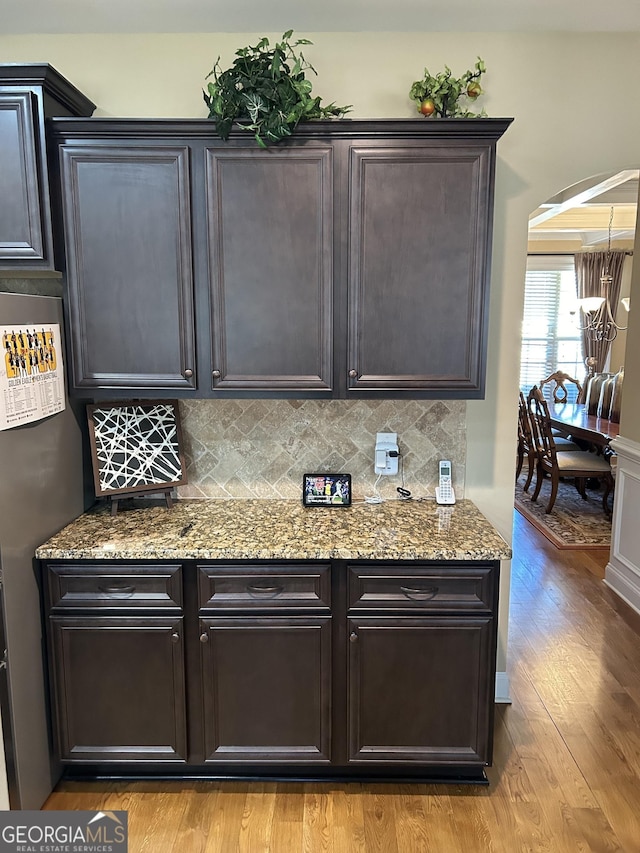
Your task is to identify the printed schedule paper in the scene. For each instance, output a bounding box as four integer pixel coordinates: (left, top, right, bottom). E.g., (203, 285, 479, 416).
(1, 324, 66, 431)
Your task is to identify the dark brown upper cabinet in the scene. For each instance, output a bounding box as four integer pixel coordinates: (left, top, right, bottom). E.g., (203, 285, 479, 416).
(48, 117, 511, 398)
(205, 145, 334, 393)
(345, 140, 495, 397)
(0, 64, 95, 272)
(58, 143, 196, 391)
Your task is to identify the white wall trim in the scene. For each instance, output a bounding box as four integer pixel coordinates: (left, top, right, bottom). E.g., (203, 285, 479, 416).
(495, 670, 511, 704)
(604, 565, 640, 614)
(605, 435, 640, 616)
(609, 435, 640, 463)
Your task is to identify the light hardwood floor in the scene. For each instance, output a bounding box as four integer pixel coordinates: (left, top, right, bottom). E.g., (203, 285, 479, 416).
(43, 511, 640, 852)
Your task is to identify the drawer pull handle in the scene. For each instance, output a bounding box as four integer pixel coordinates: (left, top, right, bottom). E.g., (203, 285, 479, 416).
(98, 585, 136, 596)
(200, 633, 209, 643)
(171, 632, 180, 644)
(350, 632, 358, 643)
(400, 585, 438, 600)
(246, 584, 284, 598)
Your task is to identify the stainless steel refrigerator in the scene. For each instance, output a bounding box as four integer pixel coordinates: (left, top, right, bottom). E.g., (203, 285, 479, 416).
(0, 291, 88, 808)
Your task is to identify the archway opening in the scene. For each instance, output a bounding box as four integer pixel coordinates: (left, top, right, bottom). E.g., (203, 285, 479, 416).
(521, 169, 636, 397)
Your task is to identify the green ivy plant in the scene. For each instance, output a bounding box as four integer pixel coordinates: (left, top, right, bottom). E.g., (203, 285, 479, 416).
(409, 57, 487, 118)
(203, 30, 351, 148)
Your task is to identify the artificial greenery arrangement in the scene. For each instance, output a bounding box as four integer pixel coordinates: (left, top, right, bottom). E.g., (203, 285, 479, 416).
(409, 57, 487, 118)
(203, 30, 351, 148)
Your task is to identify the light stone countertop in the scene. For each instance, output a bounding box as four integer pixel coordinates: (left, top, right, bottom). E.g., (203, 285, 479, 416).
(36, 498, 512, 562)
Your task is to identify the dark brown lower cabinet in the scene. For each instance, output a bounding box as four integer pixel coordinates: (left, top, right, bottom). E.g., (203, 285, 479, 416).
(347, 616, 494, 765)
(49, 616, 187, 763)
(199, 616, 332, 762)
(43, 558, 499, 780)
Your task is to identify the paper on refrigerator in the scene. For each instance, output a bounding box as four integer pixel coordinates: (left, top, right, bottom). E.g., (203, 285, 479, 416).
(0, 324, 66, 430)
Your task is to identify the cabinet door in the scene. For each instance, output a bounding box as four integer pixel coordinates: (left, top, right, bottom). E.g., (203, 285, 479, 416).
(200, 616, 331, 762)
(50, 616, 187, 763)
(59, 145, 196, 391)
(348, 616, 494, 766)
(346, 143, 494, 397)
(205, 146, 333, 392)
(0, 91, 47, 265)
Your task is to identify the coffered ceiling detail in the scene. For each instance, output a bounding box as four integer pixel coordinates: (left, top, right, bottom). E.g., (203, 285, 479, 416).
(529, 170, 639, 249)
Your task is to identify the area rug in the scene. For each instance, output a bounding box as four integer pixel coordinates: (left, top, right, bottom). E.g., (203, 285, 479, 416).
(514, 472, 611, 550)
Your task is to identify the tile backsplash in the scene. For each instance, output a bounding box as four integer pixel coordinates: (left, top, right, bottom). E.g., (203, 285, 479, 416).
(177, 399, 466, 501)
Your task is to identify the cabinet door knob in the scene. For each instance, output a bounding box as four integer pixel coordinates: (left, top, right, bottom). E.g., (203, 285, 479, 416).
(171, 632, 180, 644)
(212, 370, 221, 380)
(349, 631, 358, 643)
(184, 368, 193, 379)
(200, 632, 209, 643)
(348, 369, 358, 379)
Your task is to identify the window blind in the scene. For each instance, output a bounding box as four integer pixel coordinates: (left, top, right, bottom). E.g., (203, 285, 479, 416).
(520, 256, 584, 400)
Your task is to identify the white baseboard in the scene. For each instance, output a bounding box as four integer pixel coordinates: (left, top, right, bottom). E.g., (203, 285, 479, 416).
(604, 564, 640, 615)
(495, 670, 511, 704)
(605, 436, 640, 617)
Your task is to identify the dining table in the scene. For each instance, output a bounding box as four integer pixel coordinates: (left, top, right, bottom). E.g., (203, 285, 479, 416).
(549, 402, 619, 448)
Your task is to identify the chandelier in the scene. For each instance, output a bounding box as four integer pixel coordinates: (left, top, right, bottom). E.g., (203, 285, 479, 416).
(577, 206, 630, 343)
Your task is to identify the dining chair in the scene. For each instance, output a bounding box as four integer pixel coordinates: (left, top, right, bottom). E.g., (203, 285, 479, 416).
(527, 385, 581, 450)
(539, 370, 583, 404)
(608, 367, 624, 423)
(518, 388, 580, 492)
(583, 372, 614, 416)
(517, 391, 537, 491)
(528, 393, 614, 515)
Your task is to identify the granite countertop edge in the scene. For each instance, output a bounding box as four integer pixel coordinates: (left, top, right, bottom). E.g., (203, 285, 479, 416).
(35, 498, 513, 562)
(36, 545, 511, 561)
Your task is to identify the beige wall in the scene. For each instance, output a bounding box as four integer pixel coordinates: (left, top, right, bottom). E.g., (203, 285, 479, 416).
(620, 202, 640, 443)
(3, 31, 639, 673)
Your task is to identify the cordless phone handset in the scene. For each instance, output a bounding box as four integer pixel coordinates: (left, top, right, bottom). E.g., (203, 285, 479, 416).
(435, 460, 456, 505)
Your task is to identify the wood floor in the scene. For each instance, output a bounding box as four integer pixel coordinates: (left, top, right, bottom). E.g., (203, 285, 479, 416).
(43, 512, 640, 852)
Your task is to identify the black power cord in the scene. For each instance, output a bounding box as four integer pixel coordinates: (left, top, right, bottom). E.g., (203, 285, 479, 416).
(394, 453, 412, 499)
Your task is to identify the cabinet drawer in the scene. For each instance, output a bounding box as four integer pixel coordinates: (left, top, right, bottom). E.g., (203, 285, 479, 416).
(198, 564, 331, 611)
(47, 564, 183, 611)
(348, 564, 495, 612)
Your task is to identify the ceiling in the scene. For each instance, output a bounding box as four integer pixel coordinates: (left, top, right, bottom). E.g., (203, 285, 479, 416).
(528, 171, 639, 249)
(3, 0, 640, 34)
